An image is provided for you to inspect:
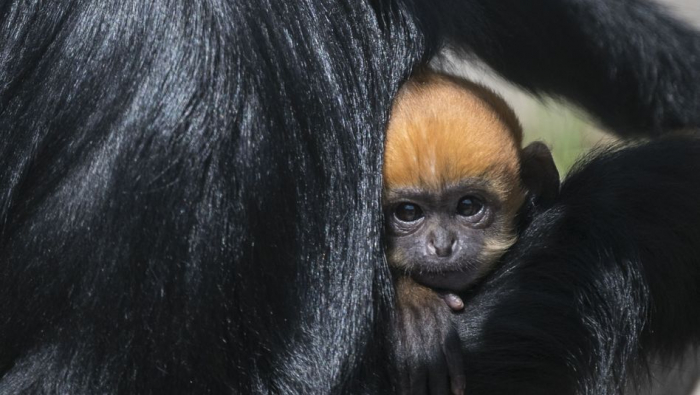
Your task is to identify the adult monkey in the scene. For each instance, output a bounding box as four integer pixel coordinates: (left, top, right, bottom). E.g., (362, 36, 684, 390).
(0, 0, 700, 394)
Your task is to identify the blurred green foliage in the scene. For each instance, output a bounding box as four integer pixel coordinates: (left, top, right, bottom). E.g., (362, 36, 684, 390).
(519, 99, 614, 176)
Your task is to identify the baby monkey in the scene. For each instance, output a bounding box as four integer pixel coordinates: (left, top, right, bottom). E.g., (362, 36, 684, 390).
(384, 72, 559, 394)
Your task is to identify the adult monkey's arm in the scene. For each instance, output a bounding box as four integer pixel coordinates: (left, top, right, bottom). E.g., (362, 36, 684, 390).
(453, 138, 700, 395)
(414, 0, 700, 135)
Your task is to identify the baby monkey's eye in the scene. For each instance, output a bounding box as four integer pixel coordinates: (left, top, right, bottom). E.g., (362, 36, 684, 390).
(457, 196, 484, 217)
(394, 203, 424, 222)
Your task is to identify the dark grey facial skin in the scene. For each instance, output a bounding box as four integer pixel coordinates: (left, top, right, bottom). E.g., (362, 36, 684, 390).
(384, 181, 507, 292)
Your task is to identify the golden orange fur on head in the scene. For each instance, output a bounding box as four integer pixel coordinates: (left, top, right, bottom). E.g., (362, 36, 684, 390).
(383, 72, 525, 214)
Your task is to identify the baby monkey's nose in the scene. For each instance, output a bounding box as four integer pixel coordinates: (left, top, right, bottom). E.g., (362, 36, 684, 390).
(428, 232, 456, 257)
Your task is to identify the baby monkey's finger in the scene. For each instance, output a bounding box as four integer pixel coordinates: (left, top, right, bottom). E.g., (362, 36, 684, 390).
(439, 292, 464, 311)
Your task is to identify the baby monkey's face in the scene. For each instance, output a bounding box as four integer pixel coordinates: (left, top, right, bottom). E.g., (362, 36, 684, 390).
(384, 180, 515, 292)
(382, 72, 560, 293)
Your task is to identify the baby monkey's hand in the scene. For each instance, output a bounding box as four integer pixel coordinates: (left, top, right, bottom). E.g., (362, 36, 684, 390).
(393, 278, 466, 395)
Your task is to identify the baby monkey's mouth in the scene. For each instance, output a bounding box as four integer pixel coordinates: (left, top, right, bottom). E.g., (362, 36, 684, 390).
(412, 269, 479, 293)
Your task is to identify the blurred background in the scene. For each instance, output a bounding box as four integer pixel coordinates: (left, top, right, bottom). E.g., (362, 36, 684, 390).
(442, 0, 700, 175)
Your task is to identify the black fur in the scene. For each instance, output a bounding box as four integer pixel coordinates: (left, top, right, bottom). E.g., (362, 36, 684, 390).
(457, 137, 700, 394)
(1, 0, 700, 393)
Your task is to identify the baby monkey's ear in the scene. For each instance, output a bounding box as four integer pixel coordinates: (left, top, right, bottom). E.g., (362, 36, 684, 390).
(519, 141, 560, 227)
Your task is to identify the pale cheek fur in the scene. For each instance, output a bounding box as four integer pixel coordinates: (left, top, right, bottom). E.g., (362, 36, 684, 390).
(477, 229, 517, 276)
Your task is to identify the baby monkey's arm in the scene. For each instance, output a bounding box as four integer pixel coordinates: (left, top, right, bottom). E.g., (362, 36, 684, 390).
(392, 277, 466, 395)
